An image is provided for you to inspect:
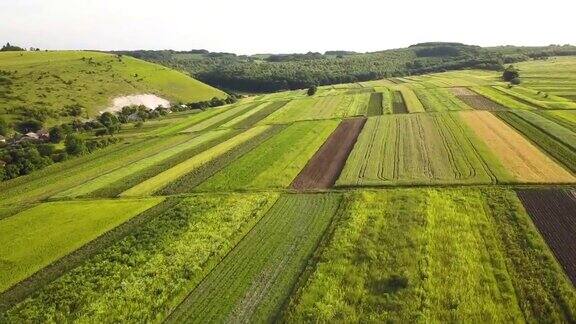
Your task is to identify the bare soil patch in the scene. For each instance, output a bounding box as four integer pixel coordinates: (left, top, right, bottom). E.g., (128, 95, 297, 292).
(516, 189, 576, 285)
(451, 87, 506, 111)
(291, 118, 366, 190)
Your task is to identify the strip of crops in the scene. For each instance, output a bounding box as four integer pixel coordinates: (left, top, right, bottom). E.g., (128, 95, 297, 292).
(511, 111, 576, 150)
(166, 193, 342, 323)
(397, 86, 425, 113)
(0, 198, 162, 293)
(336, 114, 503, 186)
(494, 86, 576, 110)
(495, 111, 576, 173)
(54, 130, 234, 198)
(87, 129, 242, 197)
(121, 126, 272, 197)
(197, 120, 339, 191)
(284, 189, 576, 322)
(414, 87, 471, 111)
(461, 111, 574, 183)
(152, 106, 234, 136)
(0, 136, 183, 213)
(366, 92, 384, 116)
(471, 86, 536, 110)
(392, 90, 408, 114)
(451, 87, 507, 111)
(160, 125, 285, 194)
(539, 110, 576, 130)
(1, 193, 279, 322)
(182, 102, 261, 133)
(260, 95, 348, 124)
(220, 101, 288, 129)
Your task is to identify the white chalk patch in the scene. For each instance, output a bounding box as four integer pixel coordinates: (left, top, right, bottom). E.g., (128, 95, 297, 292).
(102, 94, 170, 113)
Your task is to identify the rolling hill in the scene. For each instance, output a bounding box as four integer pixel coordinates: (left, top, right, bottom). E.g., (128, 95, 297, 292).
(0, 51, 226, 122)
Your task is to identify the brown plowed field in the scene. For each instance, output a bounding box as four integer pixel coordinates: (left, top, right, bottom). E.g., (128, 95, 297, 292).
(290, 118, 366, 190)
(451, 87, 506, 111)
(517, 189, 576, 285)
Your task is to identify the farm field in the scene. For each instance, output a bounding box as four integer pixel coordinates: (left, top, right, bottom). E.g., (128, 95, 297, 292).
(337, 113, 510, 186)
(166, 193, 342, 323)
(516, 189, 576, 285)
(285, 189, 576, 323)
(1, 55, 576, 322)
(196, 120, 338, 191)
(0, 198, 162, 293)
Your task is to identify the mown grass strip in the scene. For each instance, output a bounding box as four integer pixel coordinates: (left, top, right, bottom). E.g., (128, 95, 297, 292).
(182, 102, 261, 133)
(1, 193, 279, 322)
(161, 125, 286, 194)
(166, 193, 342, 323)
(224, 100, 288, 129)
(0, 198, 163, 295)
(120, 126, 272, 197)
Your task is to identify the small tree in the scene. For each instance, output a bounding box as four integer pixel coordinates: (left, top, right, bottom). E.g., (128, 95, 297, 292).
(98, 112, 121, 134)
(307, 85, 317, 96)
(65, 134, 88, 156)
(49, 126, 64, 143)
(502, 65, 519, 82)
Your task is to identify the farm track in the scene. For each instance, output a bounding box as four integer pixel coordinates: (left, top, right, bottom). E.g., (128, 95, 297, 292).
(451, 87, 507, 111)
(166, 194, 342, 323)
(516, 189, 576, 285)
(291, 118, 366, 190)
(0, 198, 177, 311)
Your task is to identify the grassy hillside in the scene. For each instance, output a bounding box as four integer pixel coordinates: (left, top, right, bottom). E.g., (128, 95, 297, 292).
(0, 51, 226, 121)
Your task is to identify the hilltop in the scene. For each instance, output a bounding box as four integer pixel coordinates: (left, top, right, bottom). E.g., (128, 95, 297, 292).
(0, 51, 226, 122)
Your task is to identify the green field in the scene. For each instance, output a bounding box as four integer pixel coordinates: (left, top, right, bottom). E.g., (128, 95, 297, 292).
(2, 193, 278, 322)
(0, 51, 225, 120)
(285, 189, 576, 322)
(1, 55, 576, 322)
(197, 120, 338, 191)
(337, 114, 509, 186)
(167, 194, 342, 323)
(0, 198, 162, 292)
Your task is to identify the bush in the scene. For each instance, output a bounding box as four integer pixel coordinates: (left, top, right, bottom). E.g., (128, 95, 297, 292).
(503, 65, 519, 81)
(15, 119, 43, 133)
(65, 134, 88, 156)
(307, 85, 317, 96)
(49, 126, 64, 143)
(510, 77, 521, 85)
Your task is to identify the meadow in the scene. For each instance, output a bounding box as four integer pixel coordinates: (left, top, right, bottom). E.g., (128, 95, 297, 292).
(0, 51, 224, 120)
(1, 54, 576, 322)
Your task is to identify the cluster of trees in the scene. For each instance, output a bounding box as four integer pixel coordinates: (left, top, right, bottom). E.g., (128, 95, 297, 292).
(0, 42, 25, 52)
(502, 65, 520, 84)
(115, 43, 576, 93)
(0, 118, 120, 181)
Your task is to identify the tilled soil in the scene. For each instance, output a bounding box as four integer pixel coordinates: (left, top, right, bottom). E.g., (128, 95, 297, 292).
(290, 118, 366, 190)
(450, 87, 507, 111)
(516, 188, 576, 285)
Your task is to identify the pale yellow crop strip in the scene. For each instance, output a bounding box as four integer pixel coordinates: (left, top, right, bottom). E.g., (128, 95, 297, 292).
(120, 126, 271, 197)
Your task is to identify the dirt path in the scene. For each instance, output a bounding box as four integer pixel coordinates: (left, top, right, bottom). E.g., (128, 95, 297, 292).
(291, 118, 366, 190)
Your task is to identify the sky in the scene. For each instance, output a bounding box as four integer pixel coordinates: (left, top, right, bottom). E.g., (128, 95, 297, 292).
(0, 0, 574, 55)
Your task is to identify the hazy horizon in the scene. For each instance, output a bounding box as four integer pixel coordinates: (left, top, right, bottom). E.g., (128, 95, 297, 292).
(1, 0, 575, 55)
